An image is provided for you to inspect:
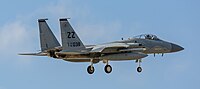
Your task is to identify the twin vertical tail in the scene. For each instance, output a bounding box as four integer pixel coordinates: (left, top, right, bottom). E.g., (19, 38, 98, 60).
(59, 18, 86, 52)
(39, 18, 85, 52)
(38, 19, 61, 51)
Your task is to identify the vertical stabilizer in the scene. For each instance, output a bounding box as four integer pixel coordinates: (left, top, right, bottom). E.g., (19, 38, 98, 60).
(38, 19, 60, 51)
(59, 18, 86, 52)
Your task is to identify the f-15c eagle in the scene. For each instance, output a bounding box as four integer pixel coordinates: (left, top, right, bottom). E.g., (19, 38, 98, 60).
(19, 18, 184, 74)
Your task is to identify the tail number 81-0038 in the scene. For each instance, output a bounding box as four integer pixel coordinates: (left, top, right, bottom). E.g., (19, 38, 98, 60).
(67, 42, 81, 47)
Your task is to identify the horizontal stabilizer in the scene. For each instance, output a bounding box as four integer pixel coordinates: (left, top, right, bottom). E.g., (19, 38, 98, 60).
(18, 52, 47, 56)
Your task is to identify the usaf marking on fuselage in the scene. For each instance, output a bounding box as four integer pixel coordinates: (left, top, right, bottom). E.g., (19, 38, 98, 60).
(19, 18, 184, 74)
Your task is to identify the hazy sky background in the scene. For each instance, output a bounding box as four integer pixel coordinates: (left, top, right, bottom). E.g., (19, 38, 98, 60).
(0, 0, 199, 89)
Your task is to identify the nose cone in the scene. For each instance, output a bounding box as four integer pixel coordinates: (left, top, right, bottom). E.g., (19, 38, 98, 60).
(170, 43, 184, 52)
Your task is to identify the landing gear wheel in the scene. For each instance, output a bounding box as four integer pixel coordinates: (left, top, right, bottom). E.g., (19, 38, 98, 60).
(87, 66, 95, 74)
(137, 67, 142, 73)
(104, 65, 112, 74)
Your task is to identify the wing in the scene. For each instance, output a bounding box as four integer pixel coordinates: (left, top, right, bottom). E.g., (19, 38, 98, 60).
(119, 48, 146, 52)
(90, 43, 127, 53)
(90, 43, 145, 53)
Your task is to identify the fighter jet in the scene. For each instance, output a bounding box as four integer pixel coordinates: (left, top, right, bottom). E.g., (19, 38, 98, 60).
(19, 18, 184, 74)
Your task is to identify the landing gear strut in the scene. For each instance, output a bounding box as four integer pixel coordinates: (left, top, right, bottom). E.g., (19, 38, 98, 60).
(136, 59, 142, 73)
(87, 59, 95, 74)
(103, 60, 112, 74)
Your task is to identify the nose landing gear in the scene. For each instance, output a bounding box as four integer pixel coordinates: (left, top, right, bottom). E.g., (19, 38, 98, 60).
(136, 59, 142, 73)
(137, 66, 142, 73)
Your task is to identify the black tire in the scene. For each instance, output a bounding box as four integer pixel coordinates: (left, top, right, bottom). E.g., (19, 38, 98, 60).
(137, 67, 142, 73)
(104, 65, 112, 74)
(87, 66, 95, 74)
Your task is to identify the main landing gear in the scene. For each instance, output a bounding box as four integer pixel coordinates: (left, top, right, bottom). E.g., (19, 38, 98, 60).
(104, 60, 112, 74)
(87, 59, 95, 74)
(87, 59, 112, 74)
(87, 65, 95, 74)
(104, 65, 112, 73)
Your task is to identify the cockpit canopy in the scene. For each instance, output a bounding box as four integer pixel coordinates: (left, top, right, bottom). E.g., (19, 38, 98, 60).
(133, 34, 161, 40)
